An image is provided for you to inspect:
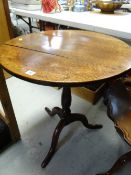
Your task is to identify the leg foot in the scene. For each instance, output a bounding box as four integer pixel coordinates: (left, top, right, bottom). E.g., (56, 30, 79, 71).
(41, 113, 102, 168)
(96, 151, 131, 175)
(45, 107, 63, 117)
(41, 119, 65, 168)
(71, 113, 103, 129)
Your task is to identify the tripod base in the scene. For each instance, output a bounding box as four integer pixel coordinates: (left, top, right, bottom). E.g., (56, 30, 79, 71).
(41, 106, 102, 168)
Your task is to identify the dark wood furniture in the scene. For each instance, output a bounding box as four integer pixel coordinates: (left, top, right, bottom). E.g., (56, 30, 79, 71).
(97, 80, 131, 175)
(0, 30, 131, 168)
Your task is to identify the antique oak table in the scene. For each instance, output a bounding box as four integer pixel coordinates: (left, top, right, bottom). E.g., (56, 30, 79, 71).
(0, 30, 131, 168)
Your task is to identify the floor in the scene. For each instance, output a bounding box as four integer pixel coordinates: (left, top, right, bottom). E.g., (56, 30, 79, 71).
(0, 77, 131, 175)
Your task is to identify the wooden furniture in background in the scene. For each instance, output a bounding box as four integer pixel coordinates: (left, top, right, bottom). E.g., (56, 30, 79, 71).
(0, 0, 13, 43)
(72, 82, 106, 105)
(0, 0, 15, 146)
(0, 30, 131, 169)
(0, 67, 20, 142)
(0, 0, 12, 79)
(97, 80, 131, 175)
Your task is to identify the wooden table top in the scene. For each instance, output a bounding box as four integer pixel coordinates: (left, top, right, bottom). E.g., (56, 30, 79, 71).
(0, 30, 131, 86)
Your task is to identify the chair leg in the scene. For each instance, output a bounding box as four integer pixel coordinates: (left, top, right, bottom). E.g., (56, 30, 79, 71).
(96, 151, 131, 175)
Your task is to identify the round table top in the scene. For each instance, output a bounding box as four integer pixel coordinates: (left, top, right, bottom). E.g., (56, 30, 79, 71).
(0, 30, 131, 86)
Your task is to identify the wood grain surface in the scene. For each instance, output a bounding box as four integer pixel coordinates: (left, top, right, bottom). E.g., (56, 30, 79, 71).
(0, 30, 131, 86)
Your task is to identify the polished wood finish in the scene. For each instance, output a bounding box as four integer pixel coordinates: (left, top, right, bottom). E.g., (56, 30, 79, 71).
(0, 30, 131, 168)
(0, 47, 11, 79)
(0, 30, 131, 86)
(42, 87, 102, 167)
(0, 67, 20, 142)
(97, 80, 131, 175)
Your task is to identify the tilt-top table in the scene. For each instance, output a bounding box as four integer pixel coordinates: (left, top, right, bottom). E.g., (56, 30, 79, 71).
(0, 30, 131, 168)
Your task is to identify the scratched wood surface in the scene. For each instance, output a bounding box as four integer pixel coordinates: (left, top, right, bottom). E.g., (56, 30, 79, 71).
(0, 30, 131, 86)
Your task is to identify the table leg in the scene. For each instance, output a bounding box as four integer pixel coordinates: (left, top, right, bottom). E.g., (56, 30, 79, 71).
(16, 15, 34, 33)
(96, 151, 131, 175)
(39, 20, 45, 31)
(41, 87, 102, 168)
(28, 17, 33, 33)
(0, 67, 20, 142)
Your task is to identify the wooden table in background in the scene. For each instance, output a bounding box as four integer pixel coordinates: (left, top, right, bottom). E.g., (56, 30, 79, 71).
(0, 30, 131, 167)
